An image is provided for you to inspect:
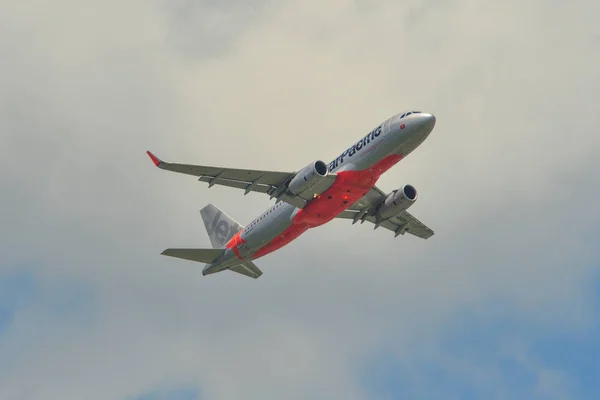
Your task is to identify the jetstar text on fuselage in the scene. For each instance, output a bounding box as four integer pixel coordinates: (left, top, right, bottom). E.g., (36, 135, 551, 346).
(328, 125, 382, 171)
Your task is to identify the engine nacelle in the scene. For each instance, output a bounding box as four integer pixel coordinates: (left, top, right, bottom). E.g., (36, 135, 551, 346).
(287, 160, 329, 196)
(376, 185, 418, 219)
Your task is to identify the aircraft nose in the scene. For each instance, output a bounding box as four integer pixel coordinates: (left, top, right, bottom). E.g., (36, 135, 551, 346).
(419, 113, 436, 131)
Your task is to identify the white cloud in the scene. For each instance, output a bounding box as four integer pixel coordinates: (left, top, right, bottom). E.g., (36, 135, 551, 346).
(1, 0, 599, 399)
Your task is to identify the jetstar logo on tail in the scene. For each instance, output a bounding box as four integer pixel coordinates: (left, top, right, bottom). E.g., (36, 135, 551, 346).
(328, 125, 382, 171)
(205, 210, 239, 246)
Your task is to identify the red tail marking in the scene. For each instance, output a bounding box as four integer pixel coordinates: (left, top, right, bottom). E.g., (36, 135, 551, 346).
(226, 231, 246, 260)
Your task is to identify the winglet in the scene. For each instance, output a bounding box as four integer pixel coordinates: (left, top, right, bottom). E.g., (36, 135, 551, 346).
(146, 151, 162, 167)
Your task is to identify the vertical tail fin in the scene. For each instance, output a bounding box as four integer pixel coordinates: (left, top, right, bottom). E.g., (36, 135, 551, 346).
(200, 204, 243, 248)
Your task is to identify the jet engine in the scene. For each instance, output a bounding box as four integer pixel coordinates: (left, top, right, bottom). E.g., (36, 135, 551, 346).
(376, 185, 418, 219)
(287, 160, 329, 196)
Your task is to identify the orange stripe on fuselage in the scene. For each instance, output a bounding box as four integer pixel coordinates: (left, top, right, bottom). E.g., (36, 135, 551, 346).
(225, 230, 246, 260)
(251, 154, 403, 259)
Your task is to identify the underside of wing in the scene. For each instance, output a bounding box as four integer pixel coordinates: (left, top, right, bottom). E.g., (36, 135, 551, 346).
(230, 261, 263, 279)
(337, 186, 435, 239)
(380, 210, 435, 239)
(147, 150, 291, 188)
(346, 185, 387, 211)
(146, 151, 336, 209)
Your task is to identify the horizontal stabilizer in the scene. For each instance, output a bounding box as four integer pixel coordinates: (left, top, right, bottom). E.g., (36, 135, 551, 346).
(161, 248, 224, 264)
(230, 261, 263, 279)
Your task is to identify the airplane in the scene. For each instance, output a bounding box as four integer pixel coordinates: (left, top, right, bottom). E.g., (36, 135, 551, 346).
(147, 110, 436, 279)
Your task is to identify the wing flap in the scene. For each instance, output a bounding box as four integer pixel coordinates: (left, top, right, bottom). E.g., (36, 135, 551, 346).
(387, 210, 435, 239)
(197, 175, 273, 194)
(336, 210, 434, 239)
(196, 175, 337, 208)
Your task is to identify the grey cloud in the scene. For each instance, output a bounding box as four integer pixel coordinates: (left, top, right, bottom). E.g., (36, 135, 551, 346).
(160, 0, 274, 61)
(1, 0, 600, 399)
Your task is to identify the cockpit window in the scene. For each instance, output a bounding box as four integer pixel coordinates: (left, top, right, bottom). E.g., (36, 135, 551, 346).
(398, 111, 422, 120)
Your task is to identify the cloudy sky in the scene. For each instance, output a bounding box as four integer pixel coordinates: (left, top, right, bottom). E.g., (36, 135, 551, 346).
(1, 0, 600, 399)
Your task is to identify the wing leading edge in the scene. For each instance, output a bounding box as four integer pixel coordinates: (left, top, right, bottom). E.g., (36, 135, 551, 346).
(146, 151, 336, 208)
(336, 186, 435, 239)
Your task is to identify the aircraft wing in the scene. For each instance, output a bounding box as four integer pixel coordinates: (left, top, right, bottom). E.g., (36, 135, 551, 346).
(146, 151, 336, 208)
(336, 186, 435, 239)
